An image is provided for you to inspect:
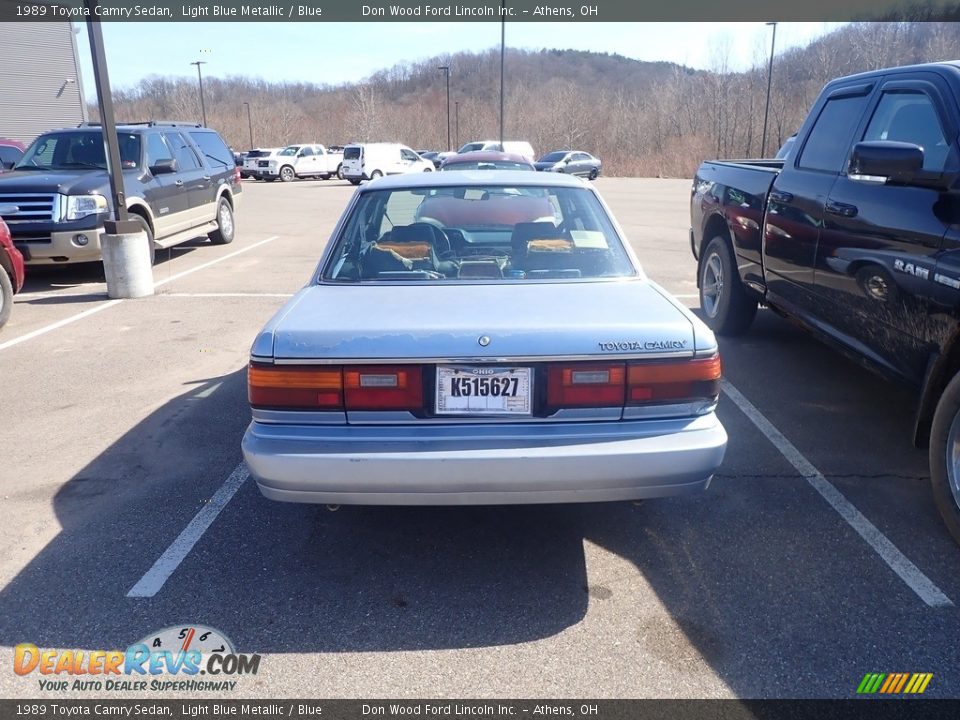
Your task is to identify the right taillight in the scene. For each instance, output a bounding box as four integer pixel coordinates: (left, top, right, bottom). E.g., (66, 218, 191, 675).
(626, 355, 722, 404)
(248, 363, 343, 409)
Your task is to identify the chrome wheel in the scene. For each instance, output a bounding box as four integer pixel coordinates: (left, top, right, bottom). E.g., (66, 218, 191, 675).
(946, 412, 960, 511)
(701, 252, 724, 318)
(280, 166, 294, 182)
(218, 201, 234, 239)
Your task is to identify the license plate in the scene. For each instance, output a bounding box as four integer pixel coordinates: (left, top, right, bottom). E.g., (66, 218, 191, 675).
(435, 366, 532, 416)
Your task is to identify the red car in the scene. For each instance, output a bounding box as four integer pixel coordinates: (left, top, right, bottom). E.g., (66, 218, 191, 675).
(439, 151, 535, 172)
(0, 216, 25, 330)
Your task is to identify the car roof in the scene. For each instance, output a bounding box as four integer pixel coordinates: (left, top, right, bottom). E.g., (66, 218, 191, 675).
(360, 169, 586, 191)
(443, 151, 531, 164)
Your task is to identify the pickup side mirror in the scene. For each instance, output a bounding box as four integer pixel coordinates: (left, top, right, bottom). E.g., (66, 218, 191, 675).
(849, 141, 923, 183)
(149, 159, 177, 175)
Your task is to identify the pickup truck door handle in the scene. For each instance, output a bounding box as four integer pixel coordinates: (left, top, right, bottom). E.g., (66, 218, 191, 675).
(769, 190, 794, 204)
(825, 201, 858, 218)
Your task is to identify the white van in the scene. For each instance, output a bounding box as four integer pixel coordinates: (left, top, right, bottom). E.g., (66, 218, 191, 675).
(341, 143, 434, 184)
(456, 140, 536, 161)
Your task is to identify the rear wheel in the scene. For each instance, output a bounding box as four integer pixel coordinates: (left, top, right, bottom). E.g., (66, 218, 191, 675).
(336, 163, 344, 180)
(698, 235, 757, 335)
(208, 197, 235, 245)
(279, 165, 295, 182)
(0, 268, 13, 329)
(349, 179, 360, 186)
(370, 170, 383, 180)
(130, 213, 156, 266)
(589, 168, 599, 180)
(263, 177, 276, 183)
(929, 372, 960, 546)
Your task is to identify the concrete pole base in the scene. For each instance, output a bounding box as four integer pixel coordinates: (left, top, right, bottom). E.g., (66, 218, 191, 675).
(101, 231, 154, 299)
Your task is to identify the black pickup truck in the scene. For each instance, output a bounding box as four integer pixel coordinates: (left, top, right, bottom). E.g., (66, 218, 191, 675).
(690, 61, 960, 543)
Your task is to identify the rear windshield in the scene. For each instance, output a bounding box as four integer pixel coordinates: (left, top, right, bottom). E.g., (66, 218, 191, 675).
(322, 185, 636, 283)
(344, 147, 361, 160)
(17, 131, 141, 170)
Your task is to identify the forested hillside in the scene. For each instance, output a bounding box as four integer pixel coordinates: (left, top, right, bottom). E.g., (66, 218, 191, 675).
(97, 22, 960, 177)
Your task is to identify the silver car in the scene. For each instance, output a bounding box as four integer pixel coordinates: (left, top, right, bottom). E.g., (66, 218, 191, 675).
(242, 171, 727, 505)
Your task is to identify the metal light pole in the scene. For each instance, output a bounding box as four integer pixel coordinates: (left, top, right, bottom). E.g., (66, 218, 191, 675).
(455, 101, 460, 149)
(83, 4, 128, 226)
(190, 60, 207, 126)
(760, 21, 778, 158)
(499, 0, 506, 145)
(438, 65, 451, 151)
(243, 102, 253, 148)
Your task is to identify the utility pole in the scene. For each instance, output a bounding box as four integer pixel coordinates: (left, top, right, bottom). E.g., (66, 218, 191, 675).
(243, 102, 253, 148)
(190, 60, 207, 126)
(438, 65, 451, 151)
(455, 101, 460, 149)
(499, 0, 506, 145)
(760, 22, 778, 158)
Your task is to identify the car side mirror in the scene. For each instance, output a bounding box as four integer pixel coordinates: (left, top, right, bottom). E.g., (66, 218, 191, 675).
(849, 141, 923, 184)
(149, 159, 177, 175)
(564, 158, 572, 164)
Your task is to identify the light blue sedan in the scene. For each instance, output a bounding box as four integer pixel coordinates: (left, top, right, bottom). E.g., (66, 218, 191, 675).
(242, 171, 726, 505)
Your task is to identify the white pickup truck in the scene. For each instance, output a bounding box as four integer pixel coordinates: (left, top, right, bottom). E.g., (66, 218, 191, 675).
(261, 144, 344, 182)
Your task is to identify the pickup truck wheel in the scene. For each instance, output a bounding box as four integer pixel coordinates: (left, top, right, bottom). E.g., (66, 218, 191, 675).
(130, 213, 156, 266)
(279, 166, 295, 182)
(370, 170, 383, 180)
(0, 268, 13, 329)
(336, 163, 344, 180)
(929, 372, 960, 545)
(699, 236, 757, 335)
(349, 179, 360, 186)
(208, 197, 235, 245)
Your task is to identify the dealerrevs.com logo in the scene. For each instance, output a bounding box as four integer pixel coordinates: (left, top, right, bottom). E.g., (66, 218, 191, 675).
(14, 625, 261, 692)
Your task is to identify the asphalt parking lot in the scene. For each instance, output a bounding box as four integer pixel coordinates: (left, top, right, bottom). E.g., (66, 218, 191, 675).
(1, 177, 958, 700)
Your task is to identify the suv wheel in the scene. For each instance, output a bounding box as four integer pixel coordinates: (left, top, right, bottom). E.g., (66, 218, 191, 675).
(280, 165, 295, 182)
(131, 213, 156, 265)
(336, 163, 344, 180)
(929, 372, 960, 545)
(209, 197, 235, 245)
(0, 268, 13, 329)
(698, 235, 757, 335)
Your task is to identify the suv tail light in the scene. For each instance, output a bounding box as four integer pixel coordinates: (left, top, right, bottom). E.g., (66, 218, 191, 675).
(248, 363, 342, 409)
(344, 365, 423, 410)
(626, 355, 722, 404)
(233, 166, 242, 184)
(547, 363, 625, 408)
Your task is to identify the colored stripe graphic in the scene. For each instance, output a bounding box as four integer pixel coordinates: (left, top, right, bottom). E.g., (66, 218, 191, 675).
(857, 673, 932, 694)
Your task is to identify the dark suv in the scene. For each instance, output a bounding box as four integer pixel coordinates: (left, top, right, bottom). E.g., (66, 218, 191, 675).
(0, 121, 242, 265)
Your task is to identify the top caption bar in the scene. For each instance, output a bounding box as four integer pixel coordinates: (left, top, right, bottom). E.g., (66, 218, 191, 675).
(1, 0, 959, 21)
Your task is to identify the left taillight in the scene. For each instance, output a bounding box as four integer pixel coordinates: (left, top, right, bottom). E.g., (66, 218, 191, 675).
(344, 365, 423, 410)
(233, 166, 242, 183)
(248, 363, 343, 409)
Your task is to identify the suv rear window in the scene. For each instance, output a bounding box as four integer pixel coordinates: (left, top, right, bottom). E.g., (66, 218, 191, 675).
(188, 130, 233, 171)
(322, 184, 636, 283)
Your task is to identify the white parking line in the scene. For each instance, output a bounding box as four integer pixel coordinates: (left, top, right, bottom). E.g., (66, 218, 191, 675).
(127, 462, 250, 598)
(721, 379, 954, 608)
(0, 299, 123, 352)
(0, 236, 280, 353)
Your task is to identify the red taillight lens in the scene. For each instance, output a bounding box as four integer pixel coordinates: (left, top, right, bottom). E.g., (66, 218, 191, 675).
(344, 365, 423, 410)
(233, 167, 242, 183)
(626, 355, 722, 404)
(547, 363, 626, 408)
(248, 363, 343, 409)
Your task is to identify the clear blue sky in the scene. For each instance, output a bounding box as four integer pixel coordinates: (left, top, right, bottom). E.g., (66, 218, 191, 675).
(74, 22, 844, 96)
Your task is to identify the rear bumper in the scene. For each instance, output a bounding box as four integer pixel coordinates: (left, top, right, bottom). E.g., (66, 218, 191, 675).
(242, 413, 727, 505)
